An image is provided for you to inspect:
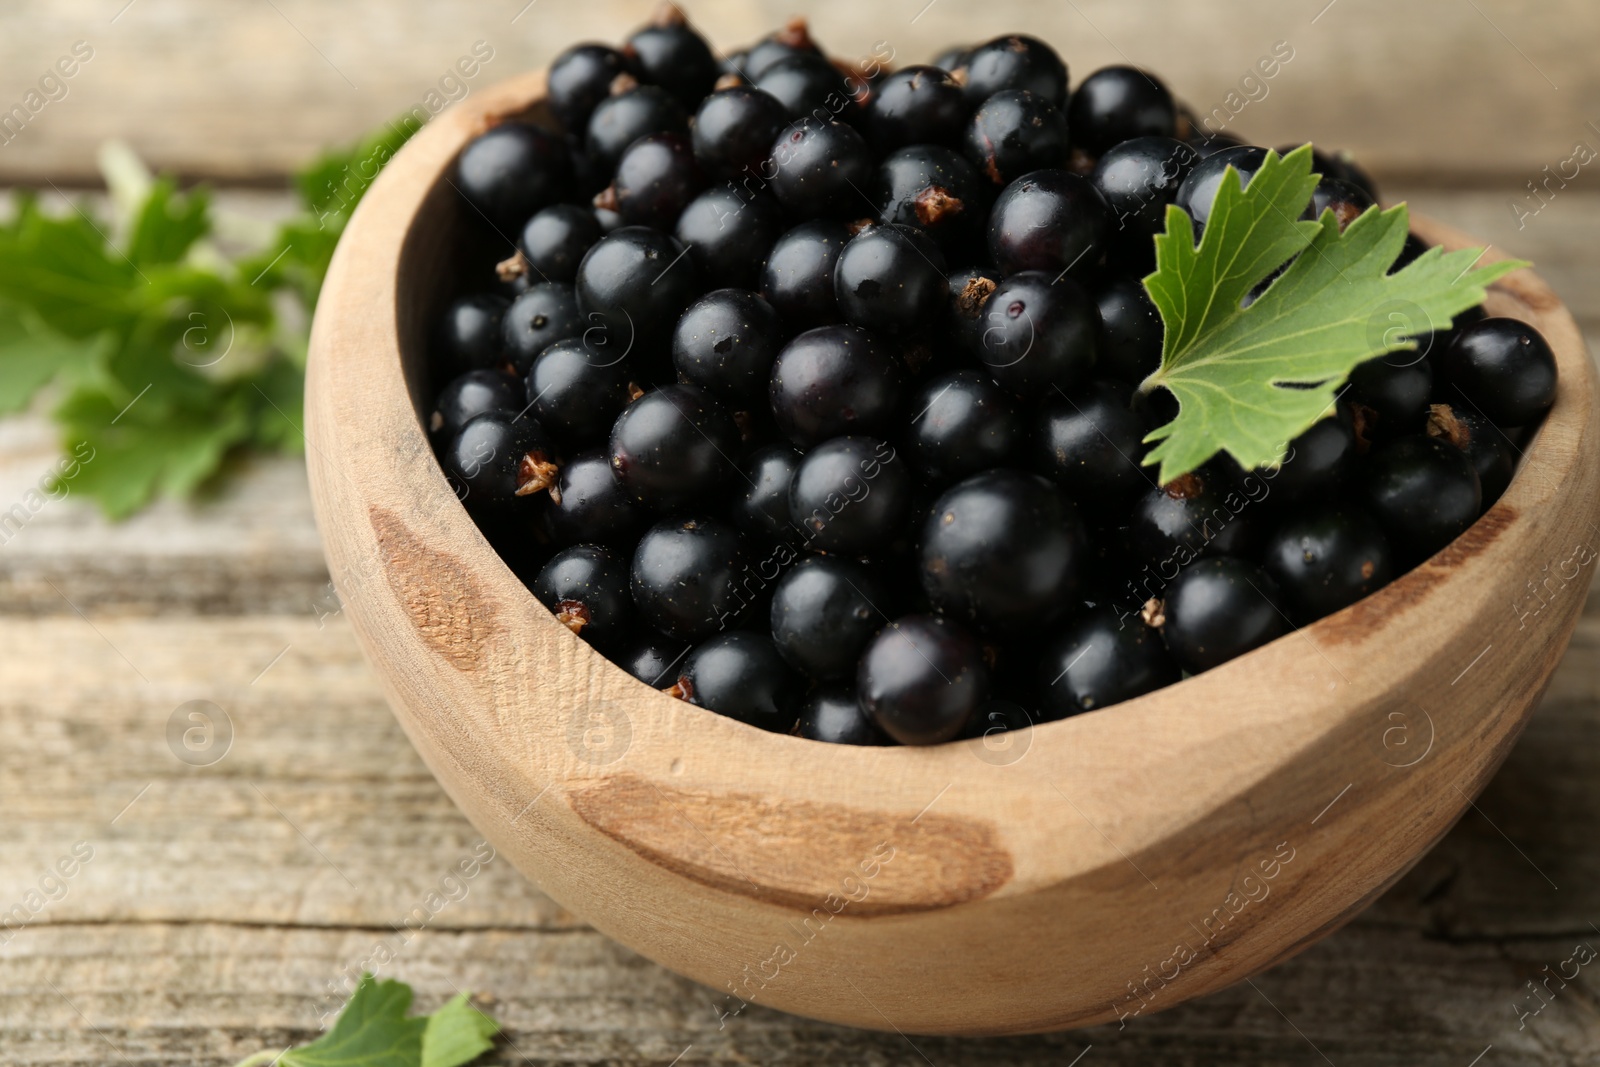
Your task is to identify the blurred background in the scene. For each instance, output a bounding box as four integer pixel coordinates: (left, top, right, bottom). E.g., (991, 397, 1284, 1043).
(3, 2, 1598, 1065)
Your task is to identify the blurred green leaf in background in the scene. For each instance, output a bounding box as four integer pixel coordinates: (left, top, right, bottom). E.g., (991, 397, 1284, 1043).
(0, 120, 415, 517)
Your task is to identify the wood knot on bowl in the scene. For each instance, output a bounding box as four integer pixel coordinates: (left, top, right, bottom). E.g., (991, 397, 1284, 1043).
(570, 773, 1013, 914)
(368, 505, 497, 671)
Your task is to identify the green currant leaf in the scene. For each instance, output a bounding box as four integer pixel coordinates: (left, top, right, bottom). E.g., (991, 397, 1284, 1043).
(277, 975, 428, 1067)
(419, 993, 500, 1067)
(1140, 144, 1526, 484)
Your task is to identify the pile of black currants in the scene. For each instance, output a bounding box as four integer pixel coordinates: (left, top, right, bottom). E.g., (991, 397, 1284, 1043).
(429, 8, 1559, 747)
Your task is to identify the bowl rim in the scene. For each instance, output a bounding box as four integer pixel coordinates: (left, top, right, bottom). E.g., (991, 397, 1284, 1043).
(306, 66, 1600, 1035)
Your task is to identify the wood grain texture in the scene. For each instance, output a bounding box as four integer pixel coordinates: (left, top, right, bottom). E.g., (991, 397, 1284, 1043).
(0, 1, 1597, 184)
(302, 66, 1600, 1034)
(3, 612, 1600, 1063)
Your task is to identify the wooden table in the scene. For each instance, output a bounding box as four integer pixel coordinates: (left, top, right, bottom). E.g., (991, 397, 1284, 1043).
(2, 0, 1600, 1058)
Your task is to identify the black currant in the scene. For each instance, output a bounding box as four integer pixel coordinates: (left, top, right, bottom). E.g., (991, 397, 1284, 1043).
(1361, 435, 1482, 562)
(1271, 402, 1357, 501)
(456, 123, 572, 229)
(1093, 275, 1163, 383)
(957, 35, 1068, 108)
(903, 369, 1021, 482)
(743, 17, 825, 81)
(987, 169, 1112, 277)
(870, 145, 989, 252)
(692, 87, 791, 179)
(1161, 557, 1287, 673)
(1427, 403, 1515, 508)
(1068, 66, 1178, 157)
(674, 187, 786, 290)
(1091, 135, 1200, 239)
(608, 383, 738, 509)
(434, 293, 509, 375)
(547, 448, 644, 546)
(1128, 466, 1258, 567)
(1350, 350, 1432, 440)
(864, 65, 968, 150)
(768, 118, 873, 217)
(1032, 379, 1152, 502)
(1262, 504, 1394, 625)
(672, 631, 800, 730)
(672, 288, 784, 409)
(630, 516, 752, 639)
(1435, 318, 1558, 428)
(770, 555, 890, 679)
(440, 411, 559, 506)
(520, 204, 603, 283)
(432, 369, 519, 440)
(548, 43, 635, 133)
(526, 337, 629, 447)
(858, 614, 988, 745)
(533, 544, 632, 648)
(919, 469, 1087, 631)
(1037, 609, 1179, 715)
(502, 282, 584, 376)
(607, 132, 705, 229)
(761, 219, 850, 327)
(932, 45, 969, 74)
(797, 686, 888, 745)
(755, 53, 862, 123)
(963, 89, 1070, 187)
(789, 436, 912, 554)
(770, 325, 903, 446)
(615, 631, 692, 687)
(733, 443, 801, 542)
(1310, 175, 1376, 231)
(575, 226, 698, 348)
(833, 223, 949, 334)
(975, 270, 1100, 394)
(623, 5, 720, 109)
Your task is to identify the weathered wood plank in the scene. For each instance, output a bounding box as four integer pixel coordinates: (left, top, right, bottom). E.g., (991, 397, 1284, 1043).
(0, 0, 1596, 184)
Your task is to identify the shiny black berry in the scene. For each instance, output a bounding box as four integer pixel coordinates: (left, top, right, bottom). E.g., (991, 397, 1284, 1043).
(1161, 558, 1287, 673)
(692, 87, 791, 178)
(1310, 175, 1376, 231)
(744, 19, 825, 80)
(1093, 275, 1163, 383)
(533, 544, 632, 648)
(624, 6, 720, 109)
(1361, 435, 1482, 562)
(768, 118, 873, 217)
(576, 226, 698, 346)
(1271, 402, 1357, 500)
(547, 448, 643, 546)
(674, 187, 785, 289)
(755, 53, 862, 123)
(904, 369, 1021, 482)
(834, 224, 949, 334)
(1068, 66, 1177, 157)
(520, 204, 603, 283)
(1174, 145, 1269, 233)
(957, 35, 1068, 108)
(616, 631, 691, 687)
(526, 338, 628, 447)
(1091, 135, 1200, 239)
(1435, 318, 1558, 428)
(608, 132, 705, 229)
(435, 293, 509, 375)
(1262, 505, 1394, 624)
(1128, 467, 1258, 567)
(672, 288, 784, 408)
(1350, 350, 1432, 440)
(770, 325, 903, 445)
(630, 516, 751, 639)
(797, 687, 888, 745)
(858, 614, 988, 745)
(987, 169, 1112, 277)
(441, 412, 559, 506)
(963, 89, 1069, 187)
(770, 556, 890, 679)
(870, 145, 988, 252)
(790, 436, 912, 553)
(585, 84, 689, 172)
(1037, 609, 1179, 715)
(1428, 403, 1515, 508)
(1032, 380, 1151, 502)
(673, 632, 800, 730)
(548, 44, 634, 133)
(760, 220, 850, 327)
(503, 282, 584, 376)
(975, 270, 1099, 394)
(608, 384, 738, 509)
(456, 123, 572, 229)
(864, 65, 968, 150)
(919, 470, 1087, 631)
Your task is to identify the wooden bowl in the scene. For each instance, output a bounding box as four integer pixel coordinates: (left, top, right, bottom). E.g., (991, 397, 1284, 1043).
(305, 70, 1600, 1036)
